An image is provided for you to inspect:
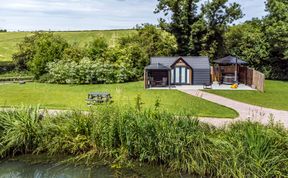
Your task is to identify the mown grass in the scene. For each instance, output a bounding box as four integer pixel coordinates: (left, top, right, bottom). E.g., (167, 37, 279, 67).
(0, 82, 237, 118)
(0, 106, 287, 177)
(206, 80, 288, 111)
(0, 30, 135, 61)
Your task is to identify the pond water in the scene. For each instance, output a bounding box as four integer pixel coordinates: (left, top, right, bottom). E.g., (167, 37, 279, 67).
(0, 160, 114, 178)
(0, 156, 196, 178)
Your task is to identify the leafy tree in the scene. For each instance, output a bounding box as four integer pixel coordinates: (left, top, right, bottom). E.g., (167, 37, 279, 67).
(28, 33, 68, 78)
(62, 45, 87, 62)
(225, 20, 270, 68)
(13, 33, 39, 70)
(155, 0, 200, 55)
(135, 24, 177, 57)
(200, 0, 243, 61)
(118, 24, 176, 78)
(87, 37, 109, 61)
(13, 32, 68, 77)
(263, 0, 288, 79)
(155, 0, 243, 59)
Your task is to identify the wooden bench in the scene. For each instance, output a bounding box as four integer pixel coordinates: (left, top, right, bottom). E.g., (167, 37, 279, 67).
(86, 92, 112, 105)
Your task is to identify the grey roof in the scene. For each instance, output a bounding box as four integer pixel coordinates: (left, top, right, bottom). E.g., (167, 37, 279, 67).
(150, 56, 210, 69)
(144, 63, 170, 70)
(214, 56, 248, 65)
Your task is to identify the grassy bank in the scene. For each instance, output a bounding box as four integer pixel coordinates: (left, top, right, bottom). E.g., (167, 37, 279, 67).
(206, 80, 288, 111)
(0, 106, 287, 177)
(0, 30, 135, 62)
(0, 82, 237, 118)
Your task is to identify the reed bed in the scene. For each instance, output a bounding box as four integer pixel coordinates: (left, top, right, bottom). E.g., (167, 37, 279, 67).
(0, 106, 287, 177)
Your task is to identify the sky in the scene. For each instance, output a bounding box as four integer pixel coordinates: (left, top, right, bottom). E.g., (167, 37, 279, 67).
(0, 0, 267, 31)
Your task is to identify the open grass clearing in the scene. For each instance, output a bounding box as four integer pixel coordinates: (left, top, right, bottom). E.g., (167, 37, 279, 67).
(0, 81, 237, 118)
(205, 80, 288, 111)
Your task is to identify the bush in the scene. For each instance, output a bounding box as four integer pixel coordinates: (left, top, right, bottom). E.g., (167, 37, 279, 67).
(47, 58, 135, 84)
(0, 106, 43, 157)
(13, 32, 68, 78)
(12, 28, 176, 83)
(62, 45, 87, 62)
(87, 37, 109, 61)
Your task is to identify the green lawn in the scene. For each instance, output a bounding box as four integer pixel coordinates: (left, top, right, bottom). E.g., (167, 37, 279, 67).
(0, 82, 237, 118)
(206, 80, 288, 111)
(0, 30, 135, 62)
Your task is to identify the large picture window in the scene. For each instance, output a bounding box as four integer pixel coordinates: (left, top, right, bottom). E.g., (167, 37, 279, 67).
(172, 67, 190, 84)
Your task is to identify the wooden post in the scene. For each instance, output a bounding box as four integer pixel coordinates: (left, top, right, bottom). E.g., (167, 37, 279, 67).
(144, 70, 147, 89)
(168, 70, 171, 89)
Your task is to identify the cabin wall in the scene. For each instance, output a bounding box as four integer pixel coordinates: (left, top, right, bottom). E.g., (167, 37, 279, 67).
(193, 69, 211, 85)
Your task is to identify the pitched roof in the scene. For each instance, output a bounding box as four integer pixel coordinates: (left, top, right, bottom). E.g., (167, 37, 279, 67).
(144, 63, 170, 70)
(150, 56, 210, 69)
(214, 56, 248, 65)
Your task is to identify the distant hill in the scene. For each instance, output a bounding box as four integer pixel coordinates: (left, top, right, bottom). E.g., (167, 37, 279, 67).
(0, 29, 136, 62)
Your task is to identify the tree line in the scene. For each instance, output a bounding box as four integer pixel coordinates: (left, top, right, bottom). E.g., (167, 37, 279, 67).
(12, 25, 176, 84)
(12, 0, 287, 81)
(155, 0, 288, 80)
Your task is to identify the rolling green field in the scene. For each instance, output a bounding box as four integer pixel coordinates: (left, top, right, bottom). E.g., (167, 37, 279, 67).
(206, 80, 288, 111)
(0, 82, 237, 118)
(0, 30, 135, 62)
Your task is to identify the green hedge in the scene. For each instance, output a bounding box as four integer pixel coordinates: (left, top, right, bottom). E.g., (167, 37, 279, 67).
(0, 62, 15, 73)
(0, 76, 33, 82)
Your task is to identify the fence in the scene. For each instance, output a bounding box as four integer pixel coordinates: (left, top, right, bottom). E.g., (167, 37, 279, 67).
(211, 66, 265, 92)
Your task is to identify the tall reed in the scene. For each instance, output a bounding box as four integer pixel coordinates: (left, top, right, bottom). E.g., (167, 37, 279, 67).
(0, 106, 287, 177)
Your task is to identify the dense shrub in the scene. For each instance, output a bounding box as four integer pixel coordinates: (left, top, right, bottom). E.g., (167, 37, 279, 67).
(12, 26, 176, 83)
(62, 45, 87, 62)
(46, 58, 135, 84)
(0, 106, 287, 177)
(0, 61, 15, 73)
(87, 37, 109, 61)
(13, 32, 68, 78)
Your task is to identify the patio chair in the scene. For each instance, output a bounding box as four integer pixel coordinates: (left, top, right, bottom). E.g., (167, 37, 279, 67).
(149, 77, 155, 87)
(203, 82, 212, 89)
(162, 77, 168, 87)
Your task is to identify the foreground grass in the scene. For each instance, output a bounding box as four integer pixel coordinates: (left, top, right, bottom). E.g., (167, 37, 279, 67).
(0, 82, 237, 118)
(0, 30, 135, 61)
(206, 80, 288, 111)
(0, 107, 287, 177)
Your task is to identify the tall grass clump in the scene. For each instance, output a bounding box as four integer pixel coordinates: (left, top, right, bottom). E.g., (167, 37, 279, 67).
(0, 105, 287, 177)
(0, 106, 43, 157)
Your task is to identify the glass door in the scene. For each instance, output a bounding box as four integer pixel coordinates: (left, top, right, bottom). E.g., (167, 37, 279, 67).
(173, 67, 188, 84)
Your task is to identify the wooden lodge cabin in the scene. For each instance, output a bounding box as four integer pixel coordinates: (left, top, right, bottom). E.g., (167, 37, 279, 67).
(144, 56, 211, 88)
(144, 56, 265, 92)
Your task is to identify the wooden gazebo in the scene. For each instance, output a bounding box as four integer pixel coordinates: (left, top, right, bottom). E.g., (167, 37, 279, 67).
(214, 56, 248, 84)
(144, 63, 171, 88)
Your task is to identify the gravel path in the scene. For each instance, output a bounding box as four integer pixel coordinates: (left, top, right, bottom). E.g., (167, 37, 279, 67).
(178, 89, 288, 128)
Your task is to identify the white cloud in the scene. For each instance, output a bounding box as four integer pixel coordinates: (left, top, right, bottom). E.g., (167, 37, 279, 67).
(0, 0, 266, 31)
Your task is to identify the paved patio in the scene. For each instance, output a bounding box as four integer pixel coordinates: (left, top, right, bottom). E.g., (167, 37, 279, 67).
(149, 84, 255, 90)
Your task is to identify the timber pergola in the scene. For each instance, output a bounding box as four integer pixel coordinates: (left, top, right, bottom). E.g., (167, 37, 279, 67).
(144, 63, 171, 88)
(214, 56, 248, 84)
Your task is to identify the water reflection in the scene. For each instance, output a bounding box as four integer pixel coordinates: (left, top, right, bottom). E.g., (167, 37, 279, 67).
(0, 160, 113, 178)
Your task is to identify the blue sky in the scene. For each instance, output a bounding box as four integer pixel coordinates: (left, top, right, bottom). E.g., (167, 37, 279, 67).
(0, 0, 266, 31)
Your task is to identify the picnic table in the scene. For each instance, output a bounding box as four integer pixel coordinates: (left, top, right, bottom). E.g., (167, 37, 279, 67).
(86, 92, 112, 105)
